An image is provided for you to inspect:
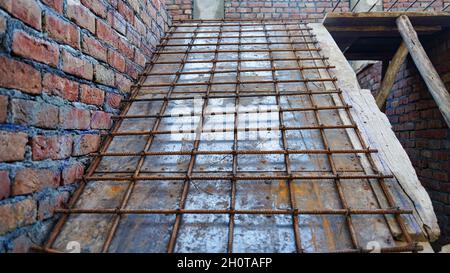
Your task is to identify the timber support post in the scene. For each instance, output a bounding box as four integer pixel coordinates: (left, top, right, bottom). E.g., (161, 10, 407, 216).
(396, 15, 450, 128)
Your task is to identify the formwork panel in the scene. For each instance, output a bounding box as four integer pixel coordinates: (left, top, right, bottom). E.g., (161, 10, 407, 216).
(39, 20, 423, 253)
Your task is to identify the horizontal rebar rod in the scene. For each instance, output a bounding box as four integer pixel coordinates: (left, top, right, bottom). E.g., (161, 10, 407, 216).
(95, 148, 377, 157)
(30, 243, 423, 254)
(157, 48, 320, 54)
(150, 56, 329, 65)
(85, 174, 394, 181)
(162, 41, 318, 47)
(174, 22, 308, 27)
(161, 34, 316, 40)
(144, 66, 335, 76)
(54, 208, 412, 215)
(122, 90, 342, 102)
(169, 28, 313, 34)
(111, 105, 350, 119)
(104, 124, 357, 137)
(135, 78, 336, 88)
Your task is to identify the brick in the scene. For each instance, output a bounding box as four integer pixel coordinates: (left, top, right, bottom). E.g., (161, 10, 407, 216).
(0, 131, 28, 162)
(12, 168, 60, 196)
(0, 198, 37, 235)
(0, 56, 41, 94)
(0, 0, 42, 30)
(41, 0, 64, 13)
(117, 37, 134, 60)
(59, 107, 91, 130)
(108, 11, 127, 35)
(115, 73, 132, 93)
(118, 1, 134, 24)
(0, 171, 10, 200)
(95, 64, 115, 86)
(11, 99, 59, 129)
(108, 49, 126, 72)
(66, 0, 96, 33)
(62, 162, 85, 185)
(38, 191, 69, 220)
(31, 135, 73, 161)
(43, 73, 79, 101)
(90, 111, 112, 129)
(134, 49, 146, 68)
(12, 31, 59, 67)
(81, 0, 107, 18)
(62, 49, 94, 80)
(125, 61, 140, 79)
(72, 134, 100, 156)
(80, 85, 105, 106)
(96, 19, 118, 48)
(81, 34, 107, 62)
(106, 92, 122, 109)
(0, 95, 7, 123)
(44, 13, 80, 49)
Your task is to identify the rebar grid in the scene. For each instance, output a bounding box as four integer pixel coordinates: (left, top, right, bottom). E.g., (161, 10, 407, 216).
(37, 20, 422, 253)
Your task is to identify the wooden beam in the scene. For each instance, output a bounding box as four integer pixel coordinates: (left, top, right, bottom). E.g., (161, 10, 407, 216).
(375, 42, 409, 108)
(396, 15, 450, 128)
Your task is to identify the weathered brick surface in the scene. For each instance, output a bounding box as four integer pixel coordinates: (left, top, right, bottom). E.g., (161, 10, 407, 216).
(81, 84, 105, 106)
(0, 171, 10, 200)
(12, 168, 61, 196)
(91, 111, 112, 129)
(0, 198, 37, 235)
(0, 131, 28, 162)
(11, 99, 59, 129)
(67, 0, 96, 33)
(12, 30, 59, 67)
(43, 73, 79, 102)
(0, 0, 170, 249)
(62, 49, 94, 80)
(44, 13, 80, 49)
(31, 135, 73, 161)
(0, 56, 41, 94)
(357, 30, 450, 249)
(73, 134, 101, 156)
(62, 162, 85, 185)
(59, 107, 91, 130)
(0, 0, 42, 30)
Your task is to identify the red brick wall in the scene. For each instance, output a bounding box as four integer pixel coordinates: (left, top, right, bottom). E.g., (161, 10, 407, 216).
(0, 0, 170, 252)
(225, 0, 350, 22)
(163, 0, 448, 22)
(356, 31, 450, 249)
(165, 0, 192, 20)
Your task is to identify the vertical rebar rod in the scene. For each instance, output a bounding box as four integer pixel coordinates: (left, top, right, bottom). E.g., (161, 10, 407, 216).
(167, 22, 224, 253)
(227, 22, 241, 254)
(286, 24, 360, 251)
(265, 22, 303, 253)
(313, 27, 415, 248)
(100, 23, 202, 253)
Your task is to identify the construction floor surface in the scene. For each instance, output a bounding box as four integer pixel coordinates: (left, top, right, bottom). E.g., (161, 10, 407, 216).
(40, 20, 425, 253)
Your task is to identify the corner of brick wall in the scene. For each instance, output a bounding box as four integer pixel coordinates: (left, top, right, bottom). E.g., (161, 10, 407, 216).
(0, 0, 171, 253)
(356, 30, 450, 250)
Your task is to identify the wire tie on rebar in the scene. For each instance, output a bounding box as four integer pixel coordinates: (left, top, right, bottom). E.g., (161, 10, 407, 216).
(345, 207, 352, 217)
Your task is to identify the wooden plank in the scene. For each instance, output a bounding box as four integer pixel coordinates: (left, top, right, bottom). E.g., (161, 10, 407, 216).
(397, 15, 450, 128)
(326, 25, 441, 34)
(375, 42, 409, 108)
(323, 11, 450, 27)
